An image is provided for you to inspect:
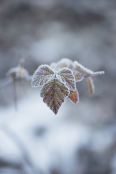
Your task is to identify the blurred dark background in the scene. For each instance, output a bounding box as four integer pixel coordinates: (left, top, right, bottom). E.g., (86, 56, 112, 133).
(0, 0, 116, 174)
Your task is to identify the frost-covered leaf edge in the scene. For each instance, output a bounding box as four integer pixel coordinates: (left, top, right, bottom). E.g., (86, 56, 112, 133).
(74, 61, 94, 75)
(31, 64, 55, 88)
(56, 67, 76, 91)
(40, 78, 70, 114)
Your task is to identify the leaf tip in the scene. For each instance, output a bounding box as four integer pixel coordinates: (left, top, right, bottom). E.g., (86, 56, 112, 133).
(68, 90, 79, 104)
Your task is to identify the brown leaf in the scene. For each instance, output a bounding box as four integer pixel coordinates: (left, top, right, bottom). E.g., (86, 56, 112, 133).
(86, 77, 95, 96)
(68, 90, 79, 104)
(74, 61, 96, 96)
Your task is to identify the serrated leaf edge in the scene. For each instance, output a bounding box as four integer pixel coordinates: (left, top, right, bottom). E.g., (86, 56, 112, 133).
(56, 67, 76, 91)
(40, 78, 70, 114)
(31, 64, 55, 88)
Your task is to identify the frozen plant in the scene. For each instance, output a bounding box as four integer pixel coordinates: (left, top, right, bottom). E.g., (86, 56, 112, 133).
(6, 54, 30, 81)
(31, 58, 105, 114)
(0, 54, 31, 91)
(0, 54, 31, 110)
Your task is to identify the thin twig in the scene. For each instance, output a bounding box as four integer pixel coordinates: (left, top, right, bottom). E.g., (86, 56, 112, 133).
(20, 79, 28, 98)
(12, 80, 18, 111)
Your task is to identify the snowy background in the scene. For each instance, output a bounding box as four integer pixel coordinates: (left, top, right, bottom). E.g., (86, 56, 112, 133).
(0, 0, 116, 174)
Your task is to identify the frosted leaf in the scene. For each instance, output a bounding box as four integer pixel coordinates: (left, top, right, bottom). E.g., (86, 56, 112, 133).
(57, 58, 74, 69)
(73, 70, 84, 82)
(74, 61, 105, 95)
(68, 90, 79, 104)
(31, 65, 54, 87)
(40, 78, 69, 114)
(50, 58, 75, 71)
(6, 67, 29, 80)
(74, 61, 94, 75)
(57, 68, 76, 91)
(50, 62, 58, 70)
(86, 77, 95, 96)
(74, 61, 105, 77)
